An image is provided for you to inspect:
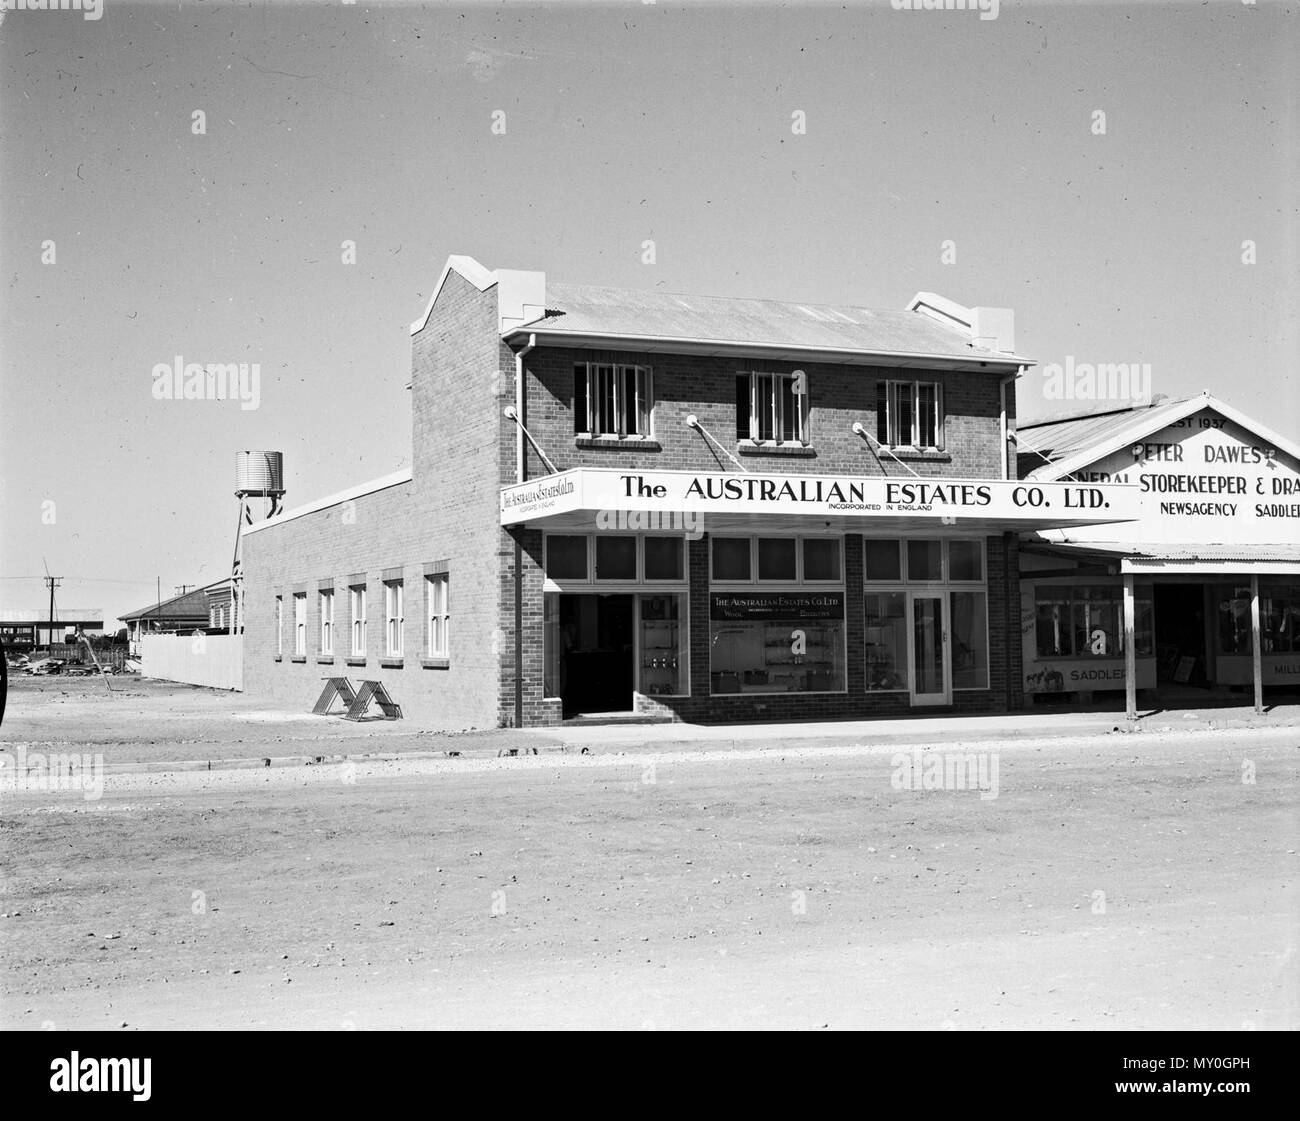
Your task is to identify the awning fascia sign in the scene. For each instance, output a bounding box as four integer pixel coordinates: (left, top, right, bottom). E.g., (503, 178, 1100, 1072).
(500, 467, 1139, 530)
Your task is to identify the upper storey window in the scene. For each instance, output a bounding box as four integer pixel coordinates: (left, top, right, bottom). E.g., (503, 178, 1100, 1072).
(735, 371, 810, 445)
(877, 380, 944, 451)
(574, 363, 653, 438)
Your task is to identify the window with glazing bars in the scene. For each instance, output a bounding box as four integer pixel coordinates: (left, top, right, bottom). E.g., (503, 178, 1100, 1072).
(876, 380, 943, 449)
(735, 372, 809, 444)
(574, 363, 652, 437)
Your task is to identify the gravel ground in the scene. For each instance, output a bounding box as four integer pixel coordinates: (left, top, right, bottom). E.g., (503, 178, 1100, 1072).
(5, 674, 1297, 768)
(0, 676, 546, 764)
(1, 716, 1296, 1030)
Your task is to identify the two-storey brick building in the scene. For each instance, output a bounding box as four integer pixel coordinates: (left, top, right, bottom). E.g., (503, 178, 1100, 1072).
(242, 255, 1138, 728)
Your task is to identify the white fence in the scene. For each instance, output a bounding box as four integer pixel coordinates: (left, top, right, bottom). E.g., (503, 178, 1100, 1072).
(141, 634, 243, 691)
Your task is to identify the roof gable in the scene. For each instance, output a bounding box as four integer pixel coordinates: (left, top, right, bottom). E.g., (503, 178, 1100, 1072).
(1023, 393, 1300, 481)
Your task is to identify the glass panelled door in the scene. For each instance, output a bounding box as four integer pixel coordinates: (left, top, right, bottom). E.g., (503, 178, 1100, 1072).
(910, 592, 949, 705)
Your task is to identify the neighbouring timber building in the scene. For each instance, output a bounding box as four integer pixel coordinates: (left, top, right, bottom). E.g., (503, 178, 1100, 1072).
(1017, 393, 1300, 715)
(242, 255, 1141, 729)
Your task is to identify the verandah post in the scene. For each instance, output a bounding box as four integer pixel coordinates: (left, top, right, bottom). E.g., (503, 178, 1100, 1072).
(1251, 574, 1263, 715)
(1123, 571, 1137, 725)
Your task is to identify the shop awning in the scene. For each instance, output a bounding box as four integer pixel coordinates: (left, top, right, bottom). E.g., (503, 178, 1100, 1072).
(1024, 540, 1300, 575)
(501, 467, 1140, 534)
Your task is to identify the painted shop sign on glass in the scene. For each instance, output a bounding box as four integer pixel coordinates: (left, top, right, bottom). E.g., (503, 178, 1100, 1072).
(710, 592, 844, 622)
(1063, 408, 1300, 544)
(1023, 659, 1156, 695)
(1215, 654, 1300, 686)
(501, 468, 1139, 527)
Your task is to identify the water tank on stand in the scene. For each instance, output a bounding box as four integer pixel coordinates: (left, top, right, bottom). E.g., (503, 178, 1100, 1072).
(235, 450, 285, 499)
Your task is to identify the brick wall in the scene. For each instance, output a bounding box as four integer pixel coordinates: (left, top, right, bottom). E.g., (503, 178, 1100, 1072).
(242, 270, 509, 730)
(520, 346, 1007, 481)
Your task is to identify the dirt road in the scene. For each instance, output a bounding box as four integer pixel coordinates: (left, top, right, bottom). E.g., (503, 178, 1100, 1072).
(2, 724, 1296, 1030)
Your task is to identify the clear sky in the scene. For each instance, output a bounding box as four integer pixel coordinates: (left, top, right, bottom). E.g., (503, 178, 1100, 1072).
(2, 0, 1296, 629)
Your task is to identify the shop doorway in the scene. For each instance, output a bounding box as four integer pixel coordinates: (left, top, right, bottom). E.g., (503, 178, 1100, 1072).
(910, 592, 950, 706)
(1153, 582, 1210, 687)
(558, 594, 635, 718)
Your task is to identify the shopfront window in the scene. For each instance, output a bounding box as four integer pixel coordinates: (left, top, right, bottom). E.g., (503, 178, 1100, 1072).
(803, 538, 841, 582)
(1036, 587, 1070, 657)
(1221, 584, 1300, 654)
(544, 592, 560, 697)
(640, 594, 686, 696)
(907, 539, 943, 582)
(1217, 587, 1251, 654)
(547, 536, 588, 580)
(757, 537, 797, 581)
(710, 592, 845, 694)
(951, 591, 988, 689)
(595, 536, 637, 580)
(547, 533, 688, 585)
(864, 539, 902, 582)
(712, 537, 752, 582)
(948, 540, 984, 582)
(643, 536, 683, 581)
(864, 537, 992, 694)
(710, 535, 846, 695)
(1264, 585, 1300, 653)
(864, 592, 907, 692)
(1035, 584, 1153, 658)
(712, 535, 842, 584)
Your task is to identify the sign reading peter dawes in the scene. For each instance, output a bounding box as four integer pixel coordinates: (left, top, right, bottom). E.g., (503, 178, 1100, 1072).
(1060, 407, 1300, 545)
(501, 467, 1139, 529)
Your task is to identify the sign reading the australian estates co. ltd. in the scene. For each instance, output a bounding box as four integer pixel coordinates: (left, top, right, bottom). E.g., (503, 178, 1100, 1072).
(711, 591, 844, 622)
(499, 467, 1138, 527)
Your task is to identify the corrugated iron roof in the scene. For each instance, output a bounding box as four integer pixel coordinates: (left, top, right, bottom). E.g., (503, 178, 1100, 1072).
(1028, 541, 1300, 564)
(515, 282, 1028, 366)
(0, 608, 103, 624)
(1016, 397, 1197, 470)
(119, 581, 224, 622)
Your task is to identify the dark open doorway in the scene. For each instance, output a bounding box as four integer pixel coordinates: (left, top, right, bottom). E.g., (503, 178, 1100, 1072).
(1154, 582, 1210, 687)
(559, 594, 634, 718)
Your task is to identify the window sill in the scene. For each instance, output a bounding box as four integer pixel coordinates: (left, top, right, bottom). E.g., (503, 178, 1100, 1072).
(290, 656, 307, 664)
(738, 442, 817, 458)
(575, 436, 661, 451)
(379, 657, 404, 668)
(346, 656, 366, 667)
(421, 656, 450, 670)
(879, 449, 951, 462)
(317, 655, 335, 665)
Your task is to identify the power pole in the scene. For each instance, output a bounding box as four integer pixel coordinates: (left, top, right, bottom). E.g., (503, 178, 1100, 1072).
(44, 574, 62, 649)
